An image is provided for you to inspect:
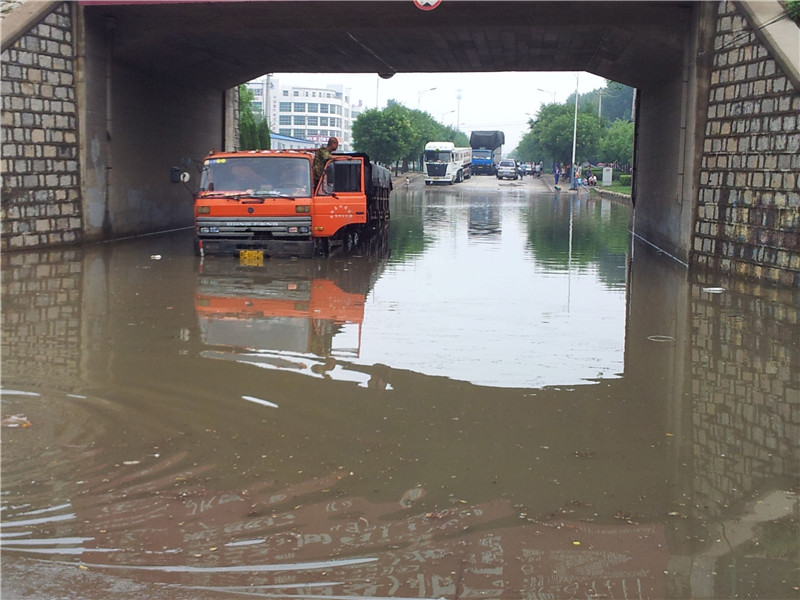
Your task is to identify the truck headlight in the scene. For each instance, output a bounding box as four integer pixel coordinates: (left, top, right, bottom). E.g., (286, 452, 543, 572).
(197, 206, 210, 214)
(296, 205, 310, 213)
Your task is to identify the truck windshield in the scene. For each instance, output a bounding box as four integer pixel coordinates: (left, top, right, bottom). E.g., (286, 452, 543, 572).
(200, 156, 312, 197)
(424, 150, 452, 162)
(472, 150, 492, 159)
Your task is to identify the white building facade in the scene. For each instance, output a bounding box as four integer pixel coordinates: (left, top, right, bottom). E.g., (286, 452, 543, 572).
(246, 76, 365, 153)
(269, 133, 316, 150)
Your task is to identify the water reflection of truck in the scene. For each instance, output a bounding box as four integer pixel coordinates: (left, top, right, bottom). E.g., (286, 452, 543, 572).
(187, 150, 391, 258)
(195, 228, 389, 382)
(468, 198, 501, 235)
(423, 142, 472, 185)
(469, 130, 505, 175)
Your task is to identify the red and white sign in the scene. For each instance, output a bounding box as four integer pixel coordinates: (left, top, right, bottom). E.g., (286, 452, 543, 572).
(413, 0, 442, 11)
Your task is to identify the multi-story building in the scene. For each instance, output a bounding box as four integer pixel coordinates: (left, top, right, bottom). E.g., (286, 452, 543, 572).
(246, 76, 364, 152)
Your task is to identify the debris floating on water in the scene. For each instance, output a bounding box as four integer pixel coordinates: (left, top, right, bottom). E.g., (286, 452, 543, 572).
(242, 395, 279, 408)
(1, 415, 31, 428)
(647, 335, 675, 343)
(399, 486, 426, 508)
(0, 389, 40, 397)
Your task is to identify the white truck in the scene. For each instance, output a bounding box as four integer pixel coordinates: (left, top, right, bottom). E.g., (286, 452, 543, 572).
(423, 142, 472, 185)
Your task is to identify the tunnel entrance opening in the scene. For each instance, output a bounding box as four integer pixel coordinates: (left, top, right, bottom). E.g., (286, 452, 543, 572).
(240, 70, 635, 183)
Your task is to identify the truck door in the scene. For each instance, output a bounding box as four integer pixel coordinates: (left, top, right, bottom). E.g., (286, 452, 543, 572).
(312, 157, 367, 238)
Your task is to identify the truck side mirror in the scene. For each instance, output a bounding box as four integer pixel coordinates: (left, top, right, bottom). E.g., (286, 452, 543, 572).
(170, 167, 191, 184)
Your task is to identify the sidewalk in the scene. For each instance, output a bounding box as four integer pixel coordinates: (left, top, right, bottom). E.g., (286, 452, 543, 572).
(540, 173, 632, 204)
(391, 172, 425, 188)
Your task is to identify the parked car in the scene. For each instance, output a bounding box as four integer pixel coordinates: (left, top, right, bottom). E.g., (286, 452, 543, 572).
(496, 159, 518, 180)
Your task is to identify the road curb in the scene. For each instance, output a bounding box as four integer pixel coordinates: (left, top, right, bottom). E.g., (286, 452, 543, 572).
(589, 187, 633, 204)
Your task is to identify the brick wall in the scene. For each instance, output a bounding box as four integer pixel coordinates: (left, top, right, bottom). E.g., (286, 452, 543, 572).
(689, 275, 800, 516)
(1, 2, 82, 250)
(693, 1, 800, 287)
(0, 249, 83, 388)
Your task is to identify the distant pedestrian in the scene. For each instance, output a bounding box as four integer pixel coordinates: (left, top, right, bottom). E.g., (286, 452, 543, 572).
(554, 164, 561, 185)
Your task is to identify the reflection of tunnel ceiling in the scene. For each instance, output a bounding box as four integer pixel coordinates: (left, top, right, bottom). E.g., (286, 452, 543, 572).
(83, 1, 693, 90)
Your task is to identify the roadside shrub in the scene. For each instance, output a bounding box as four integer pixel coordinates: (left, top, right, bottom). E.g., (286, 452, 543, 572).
(787, 1, 800, 25)
(619, 174, 632, 186)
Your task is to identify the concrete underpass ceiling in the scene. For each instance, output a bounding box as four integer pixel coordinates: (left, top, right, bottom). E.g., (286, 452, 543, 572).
(82, 1, 694, 90)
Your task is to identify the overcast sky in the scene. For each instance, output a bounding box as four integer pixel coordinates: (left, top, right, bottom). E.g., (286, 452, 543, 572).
(272, 71, 608, 151)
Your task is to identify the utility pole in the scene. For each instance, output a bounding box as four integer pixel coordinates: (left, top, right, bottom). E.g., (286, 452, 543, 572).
(265, 73, 272, 129)
(597, 89, 603, 119)
(456, 89, 462, 130)
(570, 73, 579, 190)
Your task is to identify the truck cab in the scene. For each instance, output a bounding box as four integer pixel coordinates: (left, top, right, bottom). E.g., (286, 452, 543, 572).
(191, 150, 391, 259)
(423, 142, 472, 185)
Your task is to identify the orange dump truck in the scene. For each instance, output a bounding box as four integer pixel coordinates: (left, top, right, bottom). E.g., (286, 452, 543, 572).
(192, 150, 391, 258)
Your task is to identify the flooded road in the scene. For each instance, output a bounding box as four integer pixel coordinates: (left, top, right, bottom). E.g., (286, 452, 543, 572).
(2, 176, 799, 599)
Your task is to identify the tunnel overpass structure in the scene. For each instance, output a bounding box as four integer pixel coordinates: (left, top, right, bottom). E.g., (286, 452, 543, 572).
(1, 0, 798, 286)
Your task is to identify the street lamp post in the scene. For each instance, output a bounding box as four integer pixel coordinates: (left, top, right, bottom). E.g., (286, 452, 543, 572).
(417, 87, 437, 109)
(569, 74, 579, 191)
(537, 88, 557, 104)
(456, 89, 462, 129)
(441, 109, 455, 124)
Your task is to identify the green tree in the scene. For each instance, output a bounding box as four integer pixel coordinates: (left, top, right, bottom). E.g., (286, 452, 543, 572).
(385, 101, 430, 170)
(255, 115, 271, 150)
(513, 127, 547, 164)
(448, 127, 469, 147)
(600, 119, 634, 165)
(513, 80, 634, 167)
(353, 102, 467, 170)
(238, 84, 271, 150)
(530, 104, 604, 164)
(598, 82, 634, 123)
(568, 81, 634, 123)
(786, 0, 800, 24)
(352, 108, 413, 165)
(238, 84, 258, 150)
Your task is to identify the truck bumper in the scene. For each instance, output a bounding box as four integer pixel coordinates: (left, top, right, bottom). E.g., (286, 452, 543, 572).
(198, 237, 315, 258)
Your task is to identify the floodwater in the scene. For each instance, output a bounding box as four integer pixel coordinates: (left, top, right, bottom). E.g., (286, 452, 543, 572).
(2, 176, 798, 599)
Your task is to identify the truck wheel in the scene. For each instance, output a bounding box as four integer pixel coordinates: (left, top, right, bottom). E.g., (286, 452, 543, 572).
(343, 230, 356, 251)
(314, 238, 329, 256)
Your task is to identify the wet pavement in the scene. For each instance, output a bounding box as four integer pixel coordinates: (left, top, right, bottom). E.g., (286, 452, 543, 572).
(2, 174, 799, 599)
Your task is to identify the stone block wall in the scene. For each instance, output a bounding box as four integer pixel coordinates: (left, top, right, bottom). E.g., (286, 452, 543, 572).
(0, 250, 83, 388)
(1, 2, 82, 250)
(689, 275, 800, 517)
(693, 1, 800, 287)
